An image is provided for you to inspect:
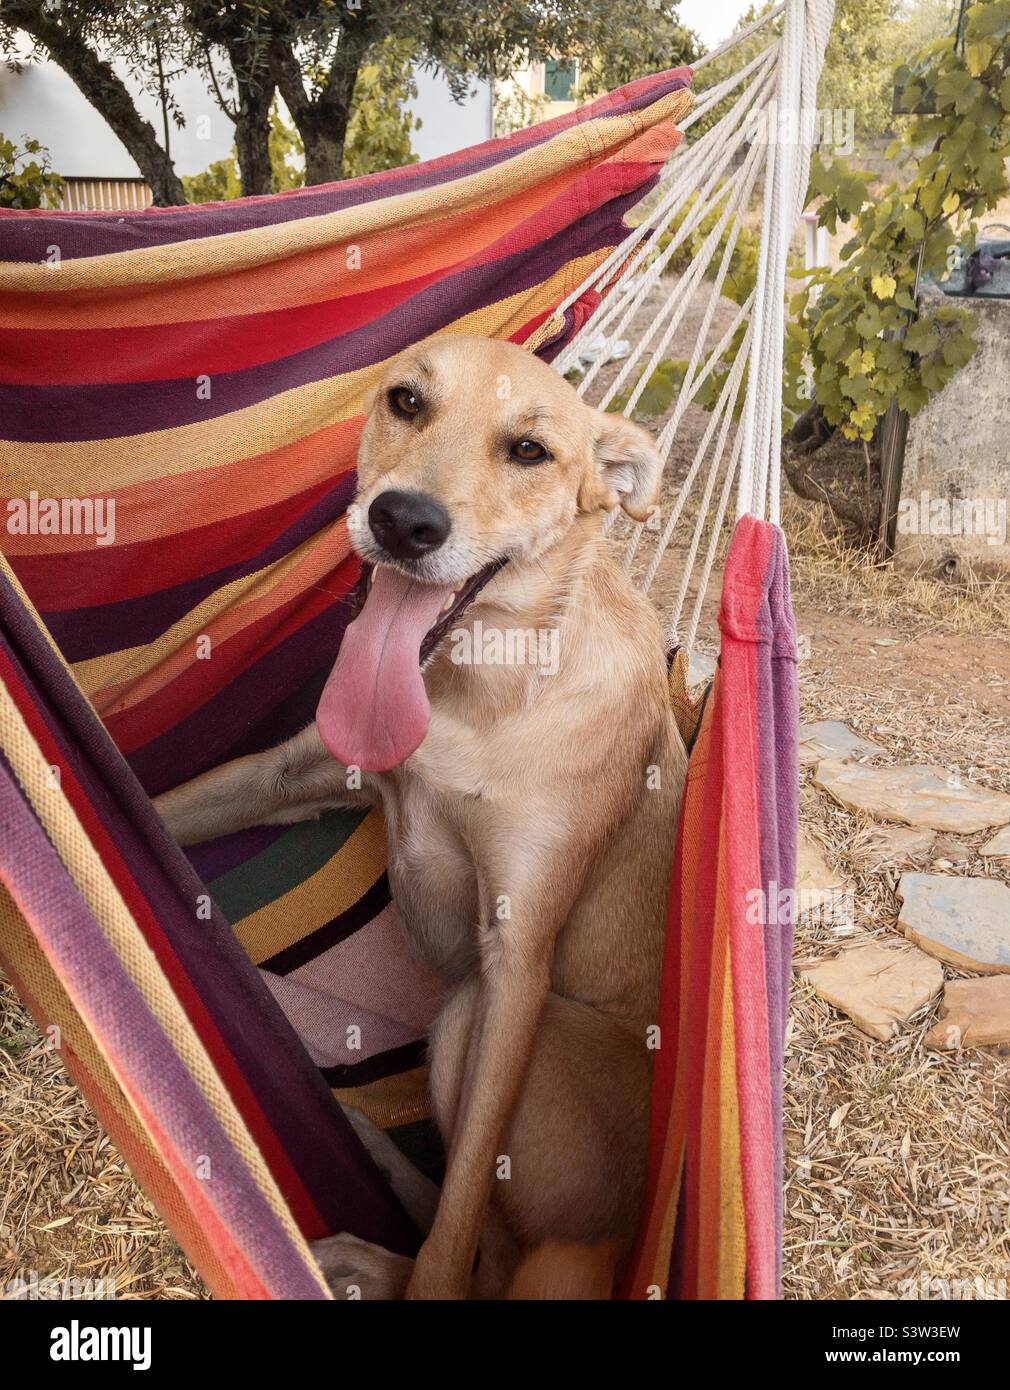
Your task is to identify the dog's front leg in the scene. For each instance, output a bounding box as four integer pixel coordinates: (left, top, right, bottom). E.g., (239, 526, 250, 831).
(154, 722, 379, 846)
(405, 851, 574, 1300)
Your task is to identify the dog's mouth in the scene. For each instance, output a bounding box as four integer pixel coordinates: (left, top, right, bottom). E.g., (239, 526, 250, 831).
(316, 555, 507, 772)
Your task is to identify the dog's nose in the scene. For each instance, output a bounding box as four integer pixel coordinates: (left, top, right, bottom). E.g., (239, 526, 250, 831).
(368, 490, 451, 560)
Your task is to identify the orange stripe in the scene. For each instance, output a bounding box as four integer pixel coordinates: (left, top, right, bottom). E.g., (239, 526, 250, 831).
(696, 817, 731, 1297)
(1, 416, 362, 554)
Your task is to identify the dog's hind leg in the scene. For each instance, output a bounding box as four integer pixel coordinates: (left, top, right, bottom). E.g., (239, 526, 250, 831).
(429, 984, 651, 1298)
(426, 981, 637, 1299)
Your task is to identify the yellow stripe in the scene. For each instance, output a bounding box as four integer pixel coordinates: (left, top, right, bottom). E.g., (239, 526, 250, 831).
(717, 947, 746, 1299)
(0, 680, 331, 1296)
(330, 1066, 432, 1131)
(0, 93, 691, 296)
(236, 807, 387, 964)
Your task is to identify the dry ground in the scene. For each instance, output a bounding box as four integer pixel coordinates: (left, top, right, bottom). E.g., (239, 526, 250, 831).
(3, 273, 1009, 1301)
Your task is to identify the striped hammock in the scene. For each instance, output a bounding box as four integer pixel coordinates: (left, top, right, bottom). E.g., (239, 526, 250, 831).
(0, 7, 822, 1299)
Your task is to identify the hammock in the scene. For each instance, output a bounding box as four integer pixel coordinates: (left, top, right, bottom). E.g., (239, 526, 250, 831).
(0, 0, 832, 1299)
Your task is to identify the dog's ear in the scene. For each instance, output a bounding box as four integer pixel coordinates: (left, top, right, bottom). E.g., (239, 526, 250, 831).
(583, 411, 662, 522)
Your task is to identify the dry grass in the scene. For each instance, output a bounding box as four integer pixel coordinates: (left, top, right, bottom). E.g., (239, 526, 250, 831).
(782, 498, 1010, 1302)
(0, 976, 207, 1301)
(784, 494, 1010, 640)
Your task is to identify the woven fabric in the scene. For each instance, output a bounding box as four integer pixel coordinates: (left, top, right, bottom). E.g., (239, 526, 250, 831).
(623, 516, 798, 1300)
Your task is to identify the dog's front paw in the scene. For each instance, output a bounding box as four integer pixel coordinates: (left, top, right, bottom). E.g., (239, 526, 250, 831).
(311, 1232, 414, 1300)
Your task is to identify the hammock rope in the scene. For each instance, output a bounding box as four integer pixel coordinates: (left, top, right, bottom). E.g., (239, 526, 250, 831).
(554, 0, 836, 646)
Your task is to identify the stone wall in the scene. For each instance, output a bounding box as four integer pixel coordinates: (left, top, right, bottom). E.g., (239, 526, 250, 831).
(894, 290, 1010, 577)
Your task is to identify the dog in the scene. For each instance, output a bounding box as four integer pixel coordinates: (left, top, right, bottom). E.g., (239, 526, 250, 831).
(154, 336, 687, 1299)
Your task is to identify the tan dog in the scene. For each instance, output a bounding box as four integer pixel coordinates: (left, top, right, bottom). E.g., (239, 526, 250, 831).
(155, 336, 686, 1299)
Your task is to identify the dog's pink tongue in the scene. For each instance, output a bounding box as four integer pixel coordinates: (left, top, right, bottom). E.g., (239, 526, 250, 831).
(317, 565, 453, 772)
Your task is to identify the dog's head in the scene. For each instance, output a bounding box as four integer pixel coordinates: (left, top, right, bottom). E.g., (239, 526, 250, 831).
(318, 336, 661, 771)
(348, 335, 661, 585)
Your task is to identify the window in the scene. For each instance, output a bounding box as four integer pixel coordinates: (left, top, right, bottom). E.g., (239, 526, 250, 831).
(544, 60, 577, 102)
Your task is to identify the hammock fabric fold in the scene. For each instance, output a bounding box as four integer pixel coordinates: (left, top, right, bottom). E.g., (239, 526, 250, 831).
(0, 65, 797, 1299)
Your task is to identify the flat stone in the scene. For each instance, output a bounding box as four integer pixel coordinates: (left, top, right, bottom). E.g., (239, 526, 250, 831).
(982, 825, 1010, 860)
(856, 825, 935, 867)
(796, 831, 850, 917)
(798, 942, 943, 1041)
(930, 836, 973, 863)
(799, 721, 882, 769)
(814, 760, 1010, 834)
(897, 873, 1010, 974)
(925, 977, 1010, 1050)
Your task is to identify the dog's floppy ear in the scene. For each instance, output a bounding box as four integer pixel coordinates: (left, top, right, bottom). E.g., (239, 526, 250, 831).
(583, 411, 662, 522)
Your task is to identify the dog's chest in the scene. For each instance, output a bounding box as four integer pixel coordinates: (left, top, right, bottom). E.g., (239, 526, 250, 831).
(381, 773, 480, 978)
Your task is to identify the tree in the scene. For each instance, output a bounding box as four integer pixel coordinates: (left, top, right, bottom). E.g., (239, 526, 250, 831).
(0, 0, 187, 204)
(183, 40, 420, 202)
(698, 0, 953, 147)
(0, 131, 62, 207)
(1, 0, 699, 202)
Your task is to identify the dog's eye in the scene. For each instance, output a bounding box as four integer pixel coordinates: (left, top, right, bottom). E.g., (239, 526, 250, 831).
(510, 439, 548, 464)
(389, 387, 422, 418)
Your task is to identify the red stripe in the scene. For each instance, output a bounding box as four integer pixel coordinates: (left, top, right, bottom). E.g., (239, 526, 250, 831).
(676, 688, 728, 1299)
(0, 647, 328, 1240)
(0, 270, 443, 385)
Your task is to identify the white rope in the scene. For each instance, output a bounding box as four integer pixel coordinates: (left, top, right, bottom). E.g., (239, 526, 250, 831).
(552, 43, 780, 378)
(549, 0, 835, 639)
(690, 2, 787, 75)
(737, 0, 836, 522)
(639, 319, 753, 594)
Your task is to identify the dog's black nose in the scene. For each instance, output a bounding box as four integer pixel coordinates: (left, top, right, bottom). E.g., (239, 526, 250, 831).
(368, 490, 451, 560)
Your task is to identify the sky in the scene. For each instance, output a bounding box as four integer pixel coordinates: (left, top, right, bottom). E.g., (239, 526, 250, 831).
(678, 0, 754, 51)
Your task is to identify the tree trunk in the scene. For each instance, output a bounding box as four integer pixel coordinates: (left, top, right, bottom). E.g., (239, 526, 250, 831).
(225, 45, 275, 198)
(270, 27, 370, 186)
(1, 0, 185, 206)
(299, 103, 350, 187)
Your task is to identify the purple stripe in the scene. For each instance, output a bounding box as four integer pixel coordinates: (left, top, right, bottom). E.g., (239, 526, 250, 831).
(754, 524, 799, 1293)
(42, 472, 357, 662)
(0, 571, 419, 1256)
(187, 822, 290, 883)
(0, 70, 691, 262)
(0, 759, 327, 1299)
(1, 194, 640, 442)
